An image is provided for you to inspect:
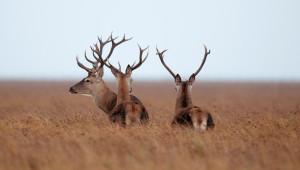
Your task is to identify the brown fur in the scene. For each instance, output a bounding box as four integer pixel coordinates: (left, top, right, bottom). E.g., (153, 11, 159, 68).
(172, 106, 200, 126)
(109, 101, 149, 125)
(156, 46, 214, 130)
(172, 106, 214, 128)
(70, 78, 147, 115)
(109, 74, 149, 126)
(173, 81, 214, 130)
(106, 94, 145, 114)
(175, 82, 193, 110)
(116, 75, 131, 104)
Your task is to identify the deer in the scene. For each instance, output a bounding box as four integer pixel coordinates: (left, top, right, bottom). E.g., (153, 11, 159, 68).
(156, 45, 215, 132)
(95, 40, 149, 126)
(69, 34, 148, 119)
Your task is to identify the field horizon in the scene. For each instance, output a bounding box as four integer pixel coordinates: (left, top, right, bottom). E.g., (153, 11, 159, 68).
(0, 81, 300, 170)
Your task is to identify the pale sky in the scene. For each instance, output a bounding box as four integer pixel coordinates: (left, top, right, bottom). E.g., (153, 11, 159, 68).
(0, 0, 299, 81)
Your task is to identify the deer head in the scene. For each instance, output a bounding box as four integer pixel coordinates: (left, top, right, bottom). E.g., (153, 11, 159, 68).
(69, 34, 131, 96)
(95, 39, 149, 94)
(69, 53, 103, 96)
(156, 45, 210, 100)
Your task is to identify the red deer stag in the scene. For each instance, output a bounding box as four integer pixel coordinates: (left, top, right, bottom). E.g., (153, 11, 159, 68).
(156, 45, 214, 132)
(96, 42, 149, 126)
(69, 34, 148, 117)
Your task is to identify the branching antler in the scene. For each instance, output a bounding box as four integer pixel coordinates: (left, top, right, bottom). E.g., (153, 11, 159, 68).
(156, 46, 176, 79)
(84, 51, 98, 67)
(76, 56, 92, 73)
(76, 54, 101, 76)
(77, 33, 148, 76)
(156, 44, 210, 79)
(192, 44, 210, 77)
(91, 35, 114, 63)
(92, 33, 132, 73)
(76, 34, 118, 76)
(131, 44, 149, 71)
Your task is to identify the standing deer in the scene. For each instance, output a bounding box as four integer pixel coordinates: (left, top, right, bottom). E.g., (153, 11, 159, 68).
(156, 45, 214, 132)
(69, 34, 148, 118)
(96, 42, 149, 126)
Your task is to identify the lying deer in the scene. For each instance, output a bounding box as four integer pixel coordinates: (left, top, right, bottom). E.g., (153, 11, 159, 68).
(96, 42, 149, 126)
(69, 34, 148, 118)
(156, 45, 215, 132)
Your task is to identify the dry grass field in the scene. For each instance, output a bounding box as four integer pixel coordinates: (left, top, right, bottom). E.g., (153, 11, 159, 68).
(0, 81, 300, 170)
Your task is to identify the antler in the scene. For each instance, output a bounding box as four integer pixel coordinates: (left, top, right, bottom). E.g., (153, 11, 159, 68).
(84, 51, 98, 67)
(192, 44, 210, 77)
(75, 35, 116, 76)
(130, 44, 149, 71)
(91, 34, 114, 63)
(156, 46, 176, 79)
(92, 33, 132, 73)
(76, 54, 101, 76)
(76, 56, 92, 73)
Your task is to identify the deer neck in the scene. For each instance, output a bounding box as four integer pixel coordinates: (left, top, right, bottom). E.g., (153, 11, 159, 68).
(93, 80, 117, 114)
(116, 75, 131, 104)
(175, 83, 193, 111)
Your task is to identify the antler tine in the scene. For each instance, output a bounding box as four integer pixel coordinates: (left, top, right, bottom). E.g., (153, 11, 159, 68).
(91, 48, 107, 71)
(98, 35, 113, 46)
(77, 51, 101, 76)
(93, 63, 103, 74)
(91, 43, 110, 67)
(131, 44, 149, 71)
(76, 55, 92, 73)
(92, 35, 113, 63)
(156, 46, 176, 79)
(91, 46, 100, 62)
(91, 43, 110, 63)
(106, 33, 132, 61)
(111, 33, 133, 46)
(118, 61, 122, 72)
(93, 36, 112, 61)
(131, 61, 136, 68)
(84, 50, 98, 67)
(193, 44, 211, 77)
(92, 33, 132, 74)
(107, 60, 122, 73)
(85, 49, 104, 75)
(93, 46, 113, 69)
(92, 44, 121, 73)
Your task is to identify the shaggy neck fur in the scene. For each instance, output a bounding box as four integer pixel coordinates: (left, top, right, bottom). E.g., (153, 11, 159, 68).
(175, 82, 193, 111)
(116, 75, 131, 104)
(92, 80, 117, 114)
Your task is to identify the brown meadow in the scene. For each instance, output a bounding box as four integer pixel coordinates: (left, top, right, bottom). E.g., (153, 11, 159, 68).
(0, 81, 300, 170)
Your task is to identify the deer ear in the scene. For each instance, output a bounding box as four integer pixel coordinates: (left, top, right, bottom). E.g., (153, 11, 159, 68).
(175, 74, 181, 83)
(110, 68, 119, 78)
(96, 67, 104, 78)
(126, 65, 132, 76)
(189, 74, 195, 84)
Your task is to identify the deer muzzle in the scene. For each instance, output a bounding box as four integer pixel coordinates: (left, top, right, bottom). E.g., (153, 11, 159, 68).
(69, 87, 78, 94)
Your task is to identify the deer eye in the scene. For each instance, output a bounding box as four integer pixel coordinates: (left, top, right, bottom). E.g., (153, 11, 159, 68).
(85, 79, 90, 82)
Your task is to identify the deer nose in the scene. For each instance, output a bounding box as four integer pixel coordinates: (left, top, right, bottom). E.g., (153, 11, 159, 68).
(69, 87, 75, 93)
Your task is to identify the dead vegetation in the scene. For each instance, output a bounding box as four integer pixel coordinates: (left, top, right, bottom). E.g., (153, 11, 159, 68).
(0, 81, 300, 170)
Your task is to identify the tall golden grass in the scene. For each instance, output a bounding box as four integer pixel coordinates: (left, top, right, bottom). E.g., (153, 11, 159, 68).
(0, 81, 300, 170)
